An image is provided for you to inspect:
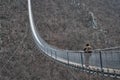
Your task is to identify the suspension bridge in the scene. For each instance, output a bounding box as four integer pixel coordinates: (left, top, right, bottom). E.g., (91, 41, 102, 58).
(28, 0, 120, 78)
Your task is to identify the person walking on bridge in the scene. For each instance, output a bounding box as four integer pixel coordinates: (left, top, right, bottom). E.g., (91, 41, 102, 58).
(84, 43, 92, 53)
(83, 43, 92, 67)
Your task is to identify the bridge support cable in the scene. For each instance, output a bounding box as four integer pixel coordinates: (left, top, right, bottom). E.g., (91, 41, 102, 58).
(80, 52, 84, 69)
(99, 51, 103, 72)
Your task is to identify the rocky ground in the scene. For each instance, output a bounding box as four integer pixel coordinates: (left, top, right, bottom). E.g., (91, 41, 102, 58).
(0, 0, 119, 80)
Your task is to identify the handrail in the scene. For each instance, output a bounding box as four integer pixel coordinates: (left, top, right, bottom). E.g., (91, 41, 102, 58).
(94, 46, 120, 51)
(28, 0, 120, 78)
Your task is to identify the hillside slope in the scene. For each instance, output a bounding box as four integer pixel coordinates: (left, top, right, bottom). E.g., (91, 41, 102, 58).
(0, 0, 119, 80)
(33, 0, 120, 50)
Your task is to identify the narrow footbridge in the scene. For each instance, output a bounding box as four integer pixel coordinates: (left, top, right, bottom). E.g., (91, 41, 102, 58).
(28, 0, 120, 78)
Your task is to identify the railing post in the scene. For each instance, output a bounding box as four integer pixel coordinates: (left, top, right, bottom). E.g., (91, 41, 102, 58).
(45, 47, 48, 54)
(113, 70, 117, 78)
(99, 51, 103, 72)
(55, 51, 57, 60)
(80, 52, 84, 69)
(47, 48, 48, 54)
(67, 52, 69, 65)
(51, 49, 53, 57)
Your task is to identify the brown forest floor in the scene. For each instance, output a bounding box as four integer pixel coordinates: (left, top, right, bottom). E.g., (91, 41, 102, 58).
(33, 0, 120, 50)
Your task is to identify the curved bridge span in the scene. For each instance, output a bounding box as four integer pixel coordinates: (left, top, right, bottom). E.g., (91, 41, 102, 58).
(28, 0, 120, 78)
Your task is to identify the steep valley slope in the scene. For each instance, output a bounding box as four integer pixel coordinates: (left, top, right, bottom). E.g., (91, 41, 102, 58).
(0, 0, 120, 80)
